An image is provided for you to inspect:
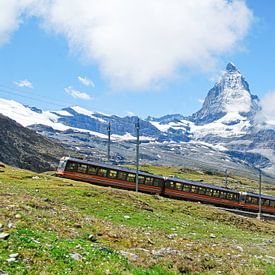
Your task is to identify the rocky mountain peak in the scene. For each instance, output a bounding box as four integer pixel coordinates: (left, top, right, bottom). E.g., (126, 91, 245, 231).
(225, 62, 238, 73)
(191, 63, 260, 125)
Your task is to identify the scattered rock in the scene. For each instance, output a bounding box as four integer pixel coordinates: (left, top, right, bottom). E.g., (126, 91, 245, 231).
(15, 214, 22, 219)
(167, 233, 178, 239)
(7, 222, 13, 229)
(147, 238, 154, 245)
(124, 215, 130, 219)
(9, 253, 19, 259)
(0, 233, 10, 240)
(120, 250, 139, 261)
(210, 234, 216, 238)
(235, 245, 244, 252)
(70, 253, 82, 261)
(88, 234, 97, 242)
(32, 176, 40, 180)
(7, 258, 16, 263)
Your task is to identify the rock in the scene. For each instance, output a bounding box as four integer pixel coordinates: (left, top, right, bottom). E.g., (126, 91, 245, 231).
(88, 234, 97, 242)
(9, 253, 19, 258)
(147, 238, 154, 245)
(0, 224, 3, 229)
(210, 234, 216, 238)
(0, 233, 10, 240)
(7, 258, 16, 263)
(70, 253, 82, 261)
(119, 251, 139, 261)
(15, 214, 22, 219)
(7, 222, 13, 229)
(123, 215, 130, 219)
(32, 176, 40, 180)
(235, 245, 244, 252)
(167, 233, 178, 239)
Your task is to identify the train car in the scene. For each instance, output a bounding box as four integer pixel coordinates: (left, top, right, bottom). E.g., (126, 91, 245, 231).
(164, 177, 242, 209)
(57, 157, 275, 215)
(243, 192, 275, 214)
(57, 157, 164, 195)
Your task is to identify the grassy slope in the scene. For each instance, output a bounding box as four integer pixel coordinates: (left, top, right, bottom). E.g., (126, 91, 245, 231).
(0, 164, 274, 274)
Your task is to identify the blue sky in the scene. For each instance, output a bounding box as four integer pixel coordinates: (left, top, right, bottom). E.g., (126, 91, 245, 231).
(0, 1, 274, 118)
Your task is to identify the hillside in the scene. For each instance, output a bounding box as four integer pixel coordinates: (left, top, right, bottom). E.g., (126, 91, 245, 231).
(0, 164, 274, 274)
(0, 114, 76, 172)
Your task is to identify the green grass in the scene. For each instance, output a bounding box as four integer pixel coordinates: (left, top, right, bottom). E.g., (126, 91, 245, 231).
(0, 164, 274, 274)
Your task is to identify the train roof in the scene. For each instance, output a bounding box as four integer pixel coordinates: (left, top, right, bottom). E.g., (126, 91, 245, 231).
(62, 157, 164, 179)
(61, 157, 275, 201)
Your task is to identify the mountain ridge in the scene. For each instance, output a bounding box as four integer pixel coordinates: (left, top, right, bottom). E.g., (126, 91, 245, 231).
(0, 63, 274, 177)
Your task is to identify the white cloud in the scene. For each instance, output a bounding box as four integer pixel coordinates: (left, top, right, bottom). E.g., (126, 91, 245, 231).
(256, 92, 275, 126)
(14, 79, 33, 88)
(1, 0, 253, 89)
(65, 86, 91, 100)
(78, 76, 95, 87)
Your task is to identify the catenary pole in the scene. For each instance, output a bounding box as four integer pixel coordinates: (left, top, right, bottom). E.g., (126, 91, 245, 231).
(135, 118, 140, 192)
(225, 169, 228, 188)
(107, 122, 111, 161)
(257, 169, 262, 220)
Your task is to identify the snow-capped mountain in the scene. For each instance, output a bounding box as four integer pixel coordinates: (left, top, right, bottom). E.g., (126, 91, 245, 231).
(191, 62, 260, 125)
(0, 63, 274, 178)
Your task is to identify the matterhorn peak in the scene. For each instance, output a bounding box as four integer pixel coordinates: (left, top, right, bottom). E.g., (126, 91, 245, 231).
(191, 63, 260, 125)
(225, 62, 238, 73)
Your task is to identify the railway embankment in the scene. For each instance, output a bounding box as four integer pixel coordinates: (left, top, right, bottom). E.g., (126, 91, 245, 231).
(0, 163, 274, 274)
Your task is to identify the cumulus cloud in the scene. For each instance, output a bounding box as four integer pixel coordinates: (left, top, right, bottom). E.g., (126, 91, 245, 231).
(65, 86, 91, 100)
(78, 76, 95, 87)
(14, 79, 33, 88)
(0, 0, 253, 89)
(256, 92, 275, 126)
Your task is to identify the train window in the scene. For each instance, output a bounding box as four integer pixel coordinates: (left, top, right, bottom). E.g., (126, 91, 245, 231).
(262, 199, 270, 206)
(248, 197, 258, 205)
(153, 178, 162, 187)
(117, 171, 127, 181)
(127, 173, 136, 182)
(183, 185, 191, 192)
(108, 170, 117, 179)
(138, 176, 145, 184)
(226, 193, 233, 200)
(97, 168, 107, 177)
(205, 189, 212, 196)
(198, 187, 206, 195)
(174, 182, 182, 190)
(165, 181, 172, 188)
(219, 191, 227, 199)
(145, 177, 154, 185)
(87, 165, 97, 175)
(270, 200, 275, 208)
(191, 186, 199, 193)
(212, 190, 220, 197)
(78, 164, 87, 173)
(66, 162, 78, 172)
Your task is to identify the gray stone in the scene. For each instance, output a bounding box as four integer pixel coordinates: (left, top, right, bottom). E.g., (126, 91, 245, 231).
(0, 233, 10, 240)
(88, 234, 97, 242)
(7, 258, 16, 263)
(70, 253, 82, 261)
(9, 253, 19, 258)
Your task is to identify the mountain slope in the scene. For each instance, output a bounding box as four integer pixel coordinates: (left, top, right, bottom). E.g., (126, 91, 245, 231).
(0, 114, 76, 172)
(191, 62, 260, 125)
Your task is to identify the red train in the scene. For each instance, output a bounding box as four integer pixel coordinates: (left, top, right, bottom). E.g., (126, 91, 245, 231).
(57, 157, 275, 215)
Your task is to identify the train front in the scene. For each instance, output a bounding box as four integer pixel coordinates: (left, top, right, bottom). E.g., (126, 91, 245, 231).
(56, 157, 68, 176)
